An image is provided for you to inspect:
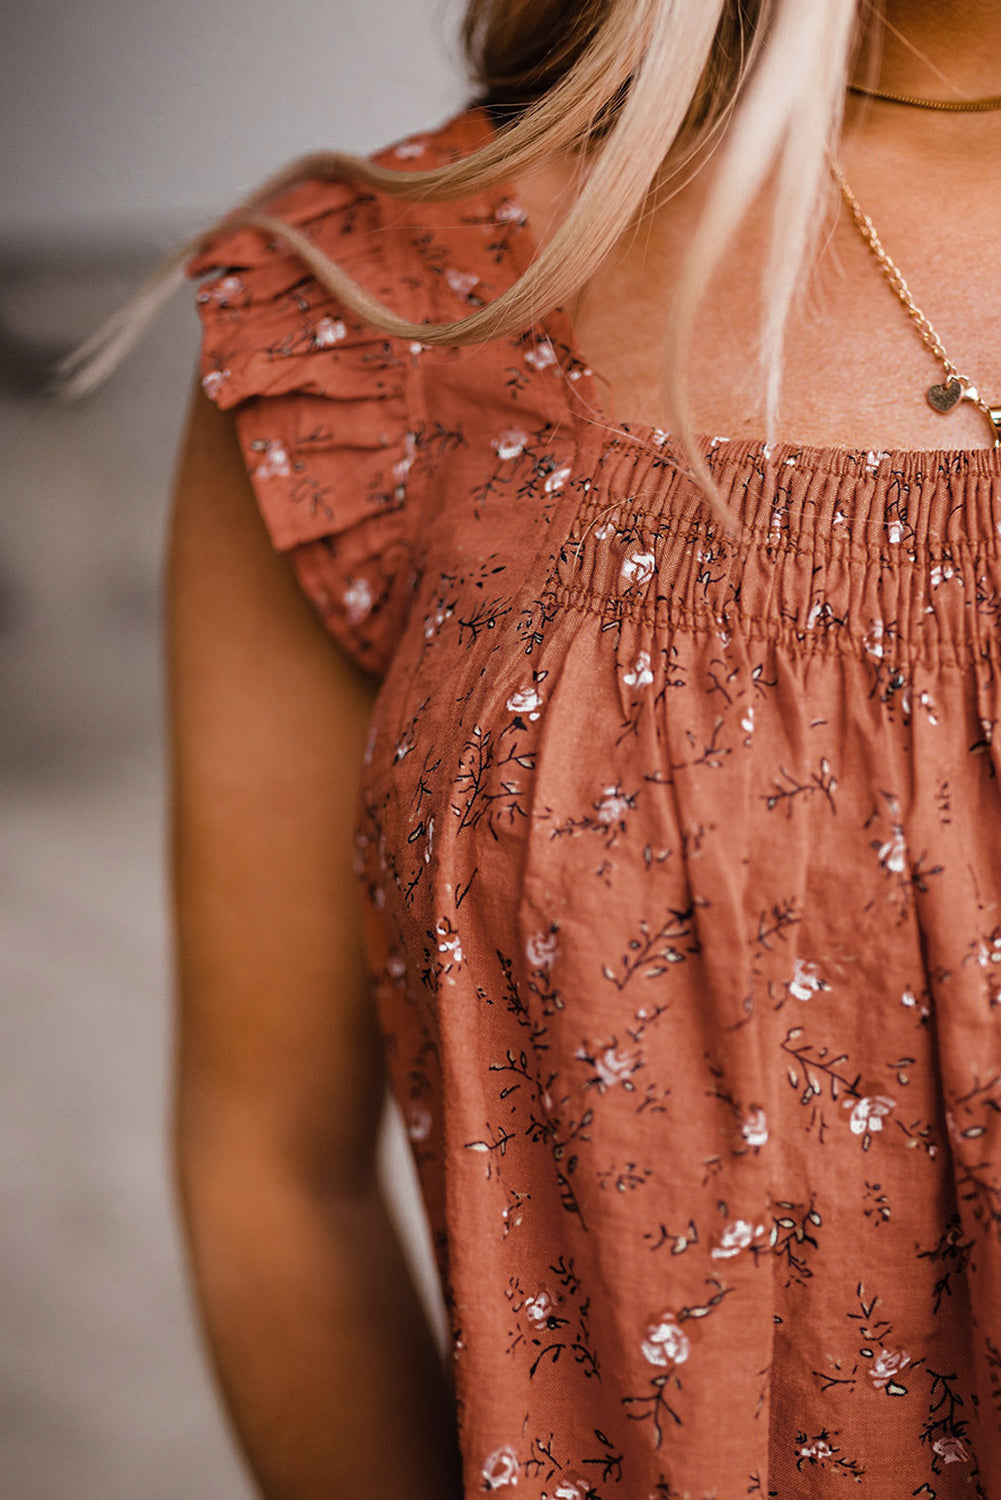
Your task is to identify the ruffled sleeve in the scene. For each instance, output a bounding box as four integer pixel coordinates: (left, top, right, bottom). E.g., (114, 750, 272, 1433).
(185, 173, 425, 678)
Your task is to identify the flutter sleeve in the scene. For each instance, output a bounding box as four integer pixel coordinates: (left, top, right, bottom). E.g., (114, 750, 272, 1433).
(185, 174, 424, 678)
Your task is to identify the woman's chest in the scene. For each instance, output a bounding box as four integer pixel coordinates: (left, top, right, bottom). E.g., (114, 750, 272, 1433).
(514, 152, 1001, 453)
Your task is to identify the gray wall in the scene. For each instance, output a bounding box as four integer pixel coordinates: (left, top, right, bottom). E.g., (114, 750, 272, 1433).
(0, 0, 467, 254)
(1, 5, 468, 1496)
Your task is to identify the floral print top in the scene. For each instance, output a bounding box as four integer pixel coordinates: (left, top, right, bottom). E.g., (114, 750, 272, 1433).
(187, 107, 1001, 1497)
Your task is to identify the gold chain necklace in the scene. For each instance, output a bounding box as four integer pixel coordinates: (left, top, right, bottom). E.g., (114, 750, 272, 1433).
(831, 163, 1001, 448)
(848, 83, 1001, 112)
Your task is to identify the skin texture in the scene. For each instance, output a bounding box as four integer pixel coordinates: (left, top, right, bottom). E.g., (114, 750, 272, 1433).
(168, 6, 1000, 1497)
(168, 382, 462, 1500)
(874, 0, 1001, 98)
(519, 1, 1001, 450)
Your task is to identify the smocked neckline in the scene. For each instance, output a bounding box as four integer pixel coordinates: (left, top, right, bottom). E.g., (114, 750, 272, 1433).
(459, 105, 1001, 485)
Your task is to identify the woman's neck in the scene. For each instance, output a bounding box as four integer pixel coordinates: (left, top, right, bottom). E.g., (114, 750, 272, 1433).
(860, 2, 1001, 99)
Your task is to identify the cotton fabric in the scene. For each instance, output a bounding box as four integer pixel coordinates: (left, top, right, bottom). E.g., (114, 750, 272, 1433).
(187, 107, 1001, 1497)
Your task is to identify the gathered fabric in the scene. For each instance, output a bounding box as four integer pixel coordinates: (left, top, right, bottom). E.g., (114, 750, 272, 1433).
(188, 107, 1001, 1498)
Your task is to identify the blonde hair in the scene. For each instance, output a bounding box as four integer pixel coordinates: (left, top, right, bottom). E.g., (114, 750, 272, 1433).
(53, 0, 878, 511)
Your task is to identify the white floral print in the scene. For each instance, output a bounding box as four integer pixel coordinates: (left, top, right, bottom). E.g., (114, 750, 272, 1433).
(197, 272, 244, 306)
(593, 1044, 638, 1088)
(424, 599, 454, 640)
(253, 441, 291, 481)
(406, 1103, 432, 1142)
(446, 268, 480, 298)
(595, 787, 633, 825)
(798, 1437, 833, 1462)
(641, 1313, 690, 1368)
(932, 1436, 969, 1464)
(523, 1290, 556, 1327)
(393, 432, 417, 492)
(493, 428, 528, 461)
(711, 1219, 764, 1259)
(848, 1095, 896, 1137)
(901, 986, 931, 1019)
(869, 1347, 911, 1388)
(482, 1445, 520, 1489)
(343, 577, 374, 624)
(976, 931, 1001, 967)
(620, 550, 656, 587)
(551, 1476, 589, 1500)
(506, 687, 544, 721)
(435, 916, 463, 962)
(622, 651, 654, 688)
(524, 339, 557, 372)
(741, 1107, 769, 1147)
(525, 930, 559, 969)
(201, 368, 230, 400)
(901, 684, 939, 725)
(788, 957, 827, 1002)
(393, 726, 415, 762)
(875, 828, 908, 875)
(312, 314, 346, 347)
(864, 619, 886, 660)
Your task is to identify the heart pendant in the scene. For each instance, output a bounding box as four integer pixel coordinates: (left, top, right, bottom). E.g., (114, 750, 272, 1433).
(927, 378, 964, 414)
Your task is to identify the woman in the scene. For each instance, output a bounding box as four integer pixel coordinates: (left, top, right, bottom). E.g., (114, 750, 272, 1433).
(62, 0, 1001, 1494)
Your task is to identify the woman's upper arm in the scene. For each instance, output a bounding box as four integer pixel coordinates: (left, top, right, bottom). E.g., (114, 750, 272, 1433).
(167, 374, 384, 1189)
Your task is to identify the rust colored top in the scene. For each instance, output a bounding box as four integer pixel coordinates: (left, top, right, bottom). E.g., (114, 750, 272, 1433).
(187, 108, 1001, 1497)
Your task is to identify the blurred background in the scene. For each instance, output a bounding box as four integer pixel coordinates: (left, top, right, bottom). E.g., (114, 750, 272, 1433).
(1, 3, 465, 1494)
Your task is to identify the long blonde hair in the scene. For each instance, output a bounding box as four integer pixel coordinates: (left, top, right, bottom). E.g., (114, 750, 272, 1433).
(53, 0, 878, 503)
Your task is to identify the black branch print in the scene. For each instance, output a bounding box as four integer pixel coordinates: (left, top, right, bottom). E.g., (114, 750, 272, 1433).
(599, 907, 700, 990)
(762, 759, 839, 817)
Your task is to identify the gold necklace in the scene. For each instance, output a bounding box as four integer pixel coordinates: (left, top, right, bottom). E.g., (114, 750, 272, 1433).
(848, 83, 1001, 112)
(831, 163, 1001, 448)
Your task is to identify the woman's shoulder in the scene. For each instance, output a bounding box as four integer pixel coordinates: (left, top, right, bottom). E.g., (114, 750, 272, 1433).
(369, 104, 496, 174)
(180, 107, 515, 680)
(184, 107, 499, 302)
(183, 103, 535, 421)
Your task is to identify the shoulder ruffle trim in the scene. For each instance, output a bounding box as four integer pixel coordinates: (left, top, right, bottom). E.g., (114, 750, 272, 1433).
(183, 110, 502, 675)
(186, 169, 427, 675)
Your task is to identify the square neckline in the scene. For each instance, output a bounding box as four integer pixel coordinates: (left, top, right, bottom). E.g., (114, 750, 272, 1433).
(460, 105, 1001, 484)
